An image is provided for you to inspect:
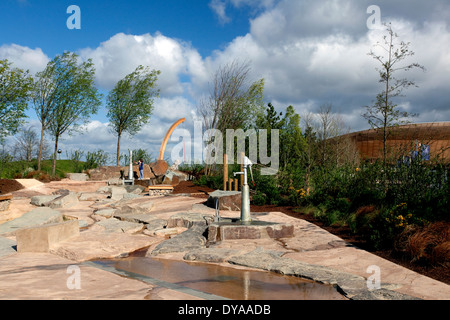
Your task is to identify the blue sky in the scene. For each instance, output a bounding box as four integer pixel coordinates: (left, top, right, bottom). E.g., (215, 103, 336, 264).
(1, 1, 253, 58)
(1, 0, 450, 164)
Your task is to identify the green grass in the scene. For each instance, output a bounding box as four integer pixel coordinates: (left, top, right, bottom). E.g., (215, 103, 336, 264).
(0, 159, 86, 179)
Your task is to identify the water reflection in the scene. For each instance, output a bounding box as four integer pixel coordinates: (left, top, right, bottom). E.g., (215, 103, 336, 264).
(99, 256, 347, 300)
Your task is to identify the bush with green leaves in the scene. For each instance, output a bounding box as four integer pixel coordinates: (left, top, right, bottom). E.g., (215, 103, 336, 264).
(84, 150, 109, 170)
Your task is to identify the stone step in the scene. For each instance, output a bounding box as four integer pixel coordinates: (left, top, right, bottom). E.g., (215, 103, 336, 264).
(15, 220, 80, 253)
(0, 207, 63, 236)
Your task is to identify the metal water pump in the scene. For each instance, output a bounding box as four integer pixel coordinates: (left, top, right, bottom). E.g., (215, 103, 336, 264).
(128, 149, 134, 180)
(234, 156, 254, 223)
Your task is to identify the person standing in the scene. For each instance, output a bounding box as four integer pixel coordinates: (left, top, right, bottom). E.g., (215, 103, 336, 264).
(137, 159, 144, 180)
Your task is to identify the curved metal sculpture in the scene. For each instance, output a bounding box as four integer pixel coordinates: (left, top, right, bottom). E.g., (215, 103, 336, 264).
(158, 118, 186, 161)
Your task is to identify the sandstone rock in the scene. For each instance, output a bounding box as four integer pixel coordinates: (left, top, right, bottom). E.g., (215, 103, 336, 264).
(0, 237, 16, 257)
(162, 170, 188, 186)
(107, 178, 123, 186)
(95, 218, 144, 234)
(167, 212, 212, 228)
(79, 192, 109, 201)
(0, 207, 63, 236)
(207, 220, 294, 242)
(184, 248, 243, 263)
(145, 219, 168, 232)
(66, 173, 88, 181)
(15, 220, 80, 253)
(153, 227, 185, 237)
(206, 190, 241, 211)
(226, 247, 419, 300)
(94, 208, 116, 218)
(0, 200, 11, 211)
(149, 224, 208, 256)
(48, 192, 79, 209)
(88, 166, 123, 181)
(114, 213, 157, 224)
(112, 198, 154, 215)
(122, 193, 143, 200)
(109, 186, 128, 200)
(30, 195, 59, 206)
(124, 185, 145, 194)
(149, 160, 169, 177)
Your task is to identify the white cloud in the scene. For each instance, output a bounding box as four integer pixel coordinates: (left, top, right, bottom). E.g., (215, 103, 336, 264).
(0, 44, 49, 75)
(79, 32, 201, 95)
(209, 0, 231, 25)
(203, 0, 450, 130)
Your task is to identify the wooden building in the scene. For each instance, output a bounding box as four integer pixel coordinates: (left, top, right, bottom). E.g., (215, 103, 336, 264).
(341, 122, 450, 163)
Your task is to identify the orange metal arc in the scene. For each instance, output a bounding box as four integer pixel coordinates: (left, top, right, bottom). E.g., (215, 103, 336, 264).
(158, 118, 186, 161)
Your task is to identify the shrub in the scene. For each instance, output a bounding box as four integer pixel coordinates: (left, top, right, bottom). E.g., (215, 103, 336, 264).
(397, 221, 450, 266)
(251, 191, 267, 206)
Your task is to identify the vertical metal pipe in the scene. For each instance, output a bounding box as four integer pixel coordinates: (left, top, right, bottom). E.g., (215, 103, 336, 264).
(128, 149, 134, 181)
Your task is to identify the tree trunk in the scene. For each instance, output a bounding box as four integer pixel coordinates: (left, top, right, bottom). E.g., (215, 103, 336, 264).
(116, 133, 121, 166)
(37, 125, 45, 171)
(52, 135, 59, 176)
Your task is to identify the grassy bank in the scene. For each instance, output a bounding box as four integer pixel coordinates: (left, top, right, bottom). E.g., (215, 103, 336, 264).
(0, 159, 86, 180)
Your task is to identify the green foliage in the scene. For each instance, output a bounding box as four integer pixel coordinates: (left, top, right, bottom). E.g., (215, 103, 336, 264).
(106, 65, 160, 165)
(35, 52, 102, 176)
(194, 174, 223, 190)
(1, 159, 85, 179)
(0, 59, 32, 140)
(363, 23, 425, 164)
(84, 149, 109, 170)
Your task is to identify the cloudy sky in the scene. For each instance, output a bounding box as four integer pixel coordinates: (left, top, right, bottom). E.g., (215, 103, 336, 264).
(1, 0, 449, 165)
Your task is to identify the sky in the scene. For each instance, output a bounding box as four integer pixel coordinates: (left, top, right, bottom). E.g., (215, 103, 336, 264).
(1, 0, 450, 165)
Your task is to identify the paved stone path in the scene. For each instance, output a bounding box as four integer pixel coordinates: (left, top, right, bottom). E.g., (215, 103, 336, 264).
(0, 179, 449, 300)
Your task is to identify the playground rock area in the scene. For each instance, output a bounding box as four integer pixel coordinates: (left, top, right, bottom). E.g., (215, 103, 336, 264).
(0, 176, 449, 300)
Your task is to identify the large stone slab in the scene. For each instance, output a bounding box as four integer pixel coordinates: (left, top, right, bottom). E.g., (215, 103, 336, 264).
(207, 219, 294, 242)
(114, 213, 158, 224)
(206, 190, 241, 211)
(95, 218, 145, 234)
(66, 173, 88, 181)
(15, 220, 80, 253)
(0, 237, 16, 257)
(87, 166, 123, 181)
(111, 197, 154, 215)
(79, 192, 109, 201)
(109, 186, 128, 200)
(184, 248, 244, 263)
(149, 224, 208, 256)
(48, 192, 79, 209)
(149, 160, 169, 177)
(227, 247, 420, 300)
(0, 207, 63, 236)
(30, 195, 59, 206)
(167, 212, 212, 228)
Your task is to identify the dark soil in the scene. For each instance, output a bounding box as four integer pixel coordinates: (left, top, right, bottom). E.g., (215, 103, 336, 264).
(0, 179, 25, 194)
(172, 180, 449, 285)
(171, 180, 216, 197)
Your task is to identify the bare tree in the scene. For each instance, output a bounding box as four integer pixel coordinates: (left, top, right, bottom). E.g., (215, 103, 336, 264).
(197, 60, 264, 174)
(13, 126, 38, 162)
(363, 23, 425, 165)
(12, 126, 50, 162)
